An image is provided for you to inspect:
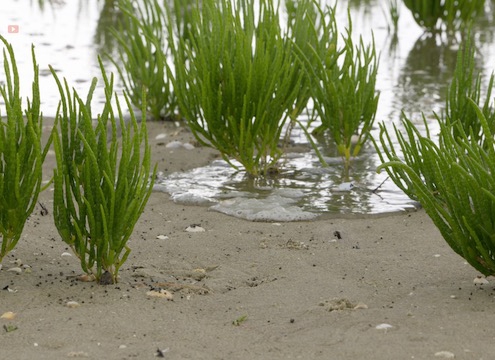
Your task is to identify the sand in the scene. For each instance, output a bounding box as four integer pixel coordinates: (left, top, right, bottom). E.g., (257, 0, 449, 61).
(1, 120, 494, 360)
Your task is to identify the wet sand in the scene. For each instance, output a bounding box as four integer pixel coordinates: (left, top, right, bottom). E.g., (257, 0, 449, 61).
(1, 120, 493, 360)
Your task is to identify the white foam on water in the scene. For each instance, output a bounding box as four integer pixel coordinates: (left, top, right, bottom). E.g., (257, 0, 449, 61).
(210, 195, 318, 222)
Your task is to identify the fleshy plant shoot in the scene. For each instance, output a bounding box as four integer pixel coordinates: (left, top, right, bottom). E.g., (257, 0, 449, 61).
(51, 58, 156, 284)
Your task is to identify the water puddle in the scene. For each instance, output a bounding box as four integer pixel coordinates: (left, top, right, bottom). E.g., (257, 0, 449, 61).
(154, 149, 417, 221)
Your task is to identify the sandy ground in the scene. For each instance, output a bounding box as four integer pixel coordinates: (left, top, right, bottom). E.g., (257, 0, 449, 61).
(1, 120, 494, 360)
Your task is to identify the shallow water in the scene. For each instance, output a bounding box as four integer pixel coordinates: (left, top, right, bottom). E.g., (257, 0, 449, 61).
(2, 0, 495, 220)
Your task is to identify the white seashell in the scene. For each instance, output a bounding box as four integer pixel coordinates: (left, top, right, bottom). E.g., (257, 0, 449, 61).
(1, 311, 16, 320)
(146, 289, 173, 300)
(353, 302, 368, 310)
(185, 225, 205, 233)
(182, 142, 195, 150)
(156, 235, 169, 240)
(66, 301, 81, 308)
(434, 254, 441, 258)
(375, 323, 393, 330)
(155, 133, 167, 140)
(473, 276, 489, 285)
(7, 267, 22, 274)
(434, 351, 455, 358)
(61, 252, 73, 257)
(166, 140, 183, 149)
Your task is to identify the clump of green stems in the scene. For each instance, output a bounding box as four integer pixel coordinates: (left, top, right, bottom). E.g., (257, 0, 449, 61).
(285, 0, 331, 125)
(375, 36, 495, 276)
(109, 0, 176, 120)
(295, 5, 379, 177)
(285, 0, 324, 116)
(445, 35, 495, 145)
(402, 0, 485, 34)
(168, 0, 303, 177)
(51, 58, 156, 284)
(0, 37, 51, 263)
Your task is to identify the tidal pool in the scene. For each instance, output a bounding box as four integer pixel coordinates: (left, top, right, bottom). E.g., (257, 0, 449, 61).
(2, 0, 495, 220)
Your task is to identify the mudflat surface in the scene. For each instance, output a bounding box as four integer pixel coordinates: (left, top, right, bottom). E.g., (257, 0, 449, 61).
(1, 120, 493, 360)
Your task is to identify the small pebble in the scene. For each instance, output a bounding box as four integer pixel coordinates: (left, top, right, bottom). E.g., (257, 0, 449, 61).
(182, 143, 195, 150)
(119, 345, 127, 350)
(78, 274, 95, 282)
(434, 351, 455, 358)
(1, 311, 16, 320)
(155, 133, 167, 140)
(66, 301, 81, 308)
(156, 235, 169, 240)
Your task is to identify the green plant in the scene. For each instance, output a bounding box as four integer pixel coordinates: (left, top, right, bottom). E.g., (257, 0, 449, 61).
(374, 34, 495, 275)
(109, 0, 176, 120)
(51, 58, 156, 284)
(445, 34, 495, 144)
(285, 0, 324, 113)
(0, 37, 51, 263)
(295, 8, 379, 177)
(376, 104, 495, 276)
(169, 0, 303, 177)
(402, 0, 484, 33)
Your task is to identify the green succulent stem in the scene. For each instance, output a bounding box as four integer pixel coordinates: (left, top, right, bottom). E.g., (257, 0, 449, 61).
(375, 34, 495, 276)
(0, 36, 52, 263)
(51, 58, 156, 284)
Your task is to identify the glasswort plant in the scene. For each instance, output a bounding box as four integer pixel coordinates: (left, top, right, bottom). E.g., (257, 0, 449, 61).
(295, 7, 379, 177)
(375, 37, 495, 276)
(169, 0, 303, 177)
(376, 105, 495, 276)
(51, 58, 156, 284)
(0, 37, 50, 263)
(110, 0, 176, 120)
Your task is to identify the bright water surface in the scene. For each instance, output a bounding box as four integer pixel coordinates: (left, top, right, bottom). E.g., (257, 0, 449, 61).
(2, 0, 495, 220)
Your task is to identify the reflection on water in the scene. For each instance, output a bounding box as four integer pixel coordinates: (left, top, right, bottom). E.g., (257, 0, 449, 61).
(2, 0, 495, 219)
